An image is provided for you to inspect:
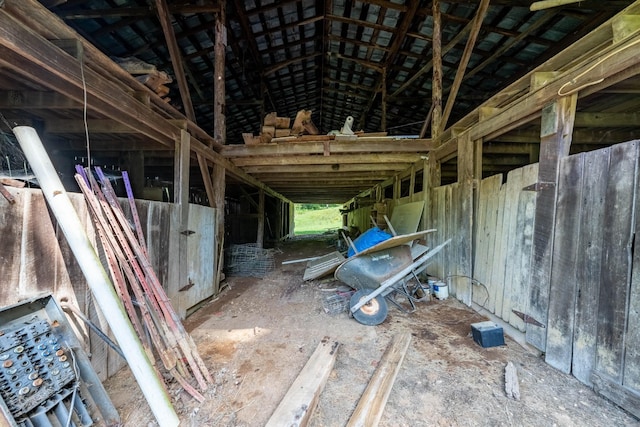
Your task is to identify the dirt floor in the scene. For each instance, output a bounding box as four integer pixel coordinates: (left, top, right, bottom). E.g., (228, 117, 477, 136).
(104, 236, 640, 427)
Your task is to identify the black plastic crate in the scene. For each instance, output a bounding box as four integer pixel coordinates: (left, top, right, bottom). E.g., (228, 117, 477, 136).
(471, 321, 505, 348)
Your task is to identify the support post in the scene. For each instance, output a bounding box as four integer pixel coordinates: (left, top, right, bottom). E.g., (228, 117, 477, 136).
(212, 3, 227, 272)
(455, 132, 481, 306)
(527, 94, 578, 351)
(431, 0, 442, 141)
(381, 67, 387, 132)
(174, 130, 191, 302)
(257, 188, 265, 248)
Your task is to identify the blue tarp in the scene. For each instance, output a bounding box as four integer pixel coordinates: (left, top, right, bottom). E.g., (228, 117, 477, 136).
(347, 227, 392, 257)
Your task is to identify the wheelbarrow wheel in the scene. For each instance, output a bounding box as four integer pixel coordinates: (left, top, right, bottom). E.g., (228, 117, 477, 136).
(350, 289, 388, 326)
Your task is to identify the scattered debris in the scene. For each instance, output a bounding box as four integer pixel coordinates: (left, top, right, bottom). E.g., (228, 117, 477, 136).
(322, 290, 352, 315)
(505, 361, 521, 401)
(114, 56, 173, 101)
(291, 109, 319, 136)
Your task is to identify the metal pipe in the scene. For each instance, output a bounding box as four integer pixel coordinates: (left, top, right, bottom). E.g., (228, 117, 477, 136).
(61, 303, 125, 360)
(12, 126, 179, 427)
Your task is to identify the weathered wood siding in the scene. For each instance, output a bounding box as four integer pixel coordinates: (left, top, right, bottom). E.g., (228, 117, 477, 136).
(541, 141, 640, 418)
(0, 187, 219, 380)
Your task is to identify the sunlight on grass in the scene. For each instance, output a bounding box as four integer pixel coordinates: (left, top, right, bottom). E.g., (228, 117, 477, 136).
(294, 204, 342, 235)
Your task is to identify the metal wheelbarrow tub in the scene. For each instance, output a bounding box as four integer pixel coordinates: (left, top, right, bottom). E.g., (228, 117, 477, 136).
(335, 239, 450, 325)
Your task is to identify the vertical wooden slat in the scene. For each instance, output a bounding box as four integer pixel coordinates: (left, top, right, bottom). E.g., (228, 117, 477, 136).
(472, 177, 489, 305)
(510, 163, 538, 331)
(573, 147, 610, 385)
(545, 154, 585, 373)
(596, 141, 637, 380)
(527, 94, 578, 351)
(475, 174, 502, 308)
(626, 144, 640, 390)
(491, 182, 508, 315)
(501, 168, 523, 324)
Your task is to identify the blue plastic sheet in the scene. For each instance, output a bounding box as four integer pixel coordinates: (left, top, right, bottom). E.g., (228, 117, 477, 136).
(347, 227, 392, 257)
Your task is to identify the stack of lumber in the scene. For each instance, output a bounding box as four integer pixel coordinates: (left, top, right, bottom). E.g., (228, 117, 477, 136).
(74, 166, 212, 402)
(243, 109, 321, 144)
(115, 56, 173, 102)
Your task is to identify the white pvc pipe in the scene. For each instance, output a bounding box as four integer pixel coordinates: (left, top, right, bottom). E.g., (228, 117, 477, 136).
(13, 127, 179, 427)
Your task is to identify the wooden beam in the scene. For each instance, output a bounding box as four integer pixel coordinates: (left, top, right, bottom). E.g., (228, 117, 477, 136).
(0, 90, 80, 109)
(389, 12, 476, 99)
(257, 189, 265, 248)
(265, 339, 339, 427)
(156, 0, 196, 121)
(222, 138, 433, 157)
(231, 153, 423, 167)
(242, 163, 411, 174)
(432, 0, 443, 140)
(212, 4, 227, 249)
(346, 333, 411, 427)
(440, 0, 490, 132)
(57, 5, 220, 19)
(574, 112, 640, 127)
(45, 119, 139, 134)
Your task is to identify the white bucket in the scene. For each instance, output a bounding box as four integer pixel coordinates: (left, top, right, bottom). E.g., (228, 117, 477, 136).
(433, 281, 449, 300)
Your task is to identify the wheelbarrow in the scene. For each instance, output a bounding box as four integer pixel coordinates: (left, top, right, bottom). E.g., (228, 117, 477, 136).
(334, 231, 450, 325)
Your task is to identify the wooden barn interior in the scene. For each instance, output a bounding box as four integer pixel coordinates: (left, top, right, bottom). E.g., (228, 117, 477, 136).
(1, 0, 640, 425)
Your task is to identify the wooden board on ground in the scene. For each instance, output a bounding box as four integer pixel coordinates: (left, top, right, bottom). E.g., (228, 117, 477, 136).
(265, 338, 339, 427)
(346, 332, 412, 427)
(303, 251, 345, 281)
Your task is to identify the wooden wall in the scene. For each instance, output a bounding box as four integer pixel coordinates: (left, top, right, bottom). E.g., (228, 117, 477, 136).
(0, 187, 219, 380)
(470, 164, 538, 332)
(542, 141, 640, 417)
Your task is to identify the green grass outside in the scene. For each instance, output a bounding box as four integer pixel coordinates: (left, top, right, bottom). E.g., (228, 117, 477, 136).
(294, 205, 342, 235)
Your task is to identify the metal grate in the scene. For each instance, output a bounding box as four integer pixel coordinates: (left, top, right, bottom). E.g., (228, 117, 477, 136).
(226, 244, 276, 278)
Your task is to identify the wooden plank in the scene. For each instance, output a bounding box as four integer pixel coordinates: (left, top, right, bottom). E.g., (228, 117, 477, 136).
(431, 0, 442, 140)
(572, 147, 610, 386)
(596, 141, 637, 380)
(501, 167, 524, 325)
(491, 181, 508, 315)
(440, 0, 490, 131)
(265, 339, 339, 427)
(626, 141, 640, 392)
(527, 94, 577, 351)
(472, 177, 489, 305)
(592, 371, 640, 420)
(511, 163, 538, 331)
(346, 332, 412, 427)
(0, 187, 23, 302)
(545, 154, 585, 373)
(475, 175, 502, 307)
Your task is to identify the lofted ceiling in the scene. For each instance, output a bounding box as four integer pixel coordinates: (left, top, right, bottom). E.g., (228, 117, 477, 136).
(0, 0, 638, 204)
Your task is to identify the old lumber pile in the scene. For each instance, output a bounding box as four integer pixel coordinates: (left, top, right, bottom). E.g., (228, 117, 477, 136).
(243, 109, 320, 144)
(74, 166, 212, 402)
(115, 56, 173, 102)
